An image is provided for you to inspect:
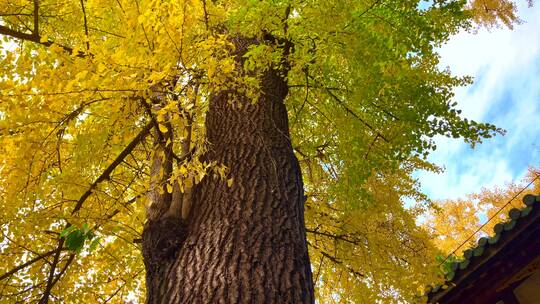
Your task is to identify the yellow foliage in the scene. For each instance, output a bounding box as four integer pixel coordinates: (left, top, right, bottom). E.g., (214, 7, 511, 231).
(425, 168, 539, 256)
(0, 0, 528, 302)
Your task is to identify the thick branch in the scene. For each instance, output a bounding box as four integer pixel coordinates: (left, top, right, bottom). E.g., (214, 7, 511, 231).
(50, 253, 76, 287)
(38, 239, 63, 304)
(33, 0, 39, 35)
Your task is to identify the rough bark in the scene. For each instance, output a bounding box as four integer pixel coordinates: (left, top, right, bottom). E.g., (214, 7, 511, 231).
(142, 37, 314, 303)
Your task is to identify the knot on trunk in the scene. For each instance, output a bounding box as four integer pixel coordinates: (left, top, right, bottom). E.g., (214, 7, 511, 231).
(142, 217, 188, 272)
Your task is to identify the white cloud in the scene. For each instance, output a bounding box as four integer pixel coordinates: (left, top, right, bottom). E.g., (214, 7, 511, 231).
(417, 4, 540, 201)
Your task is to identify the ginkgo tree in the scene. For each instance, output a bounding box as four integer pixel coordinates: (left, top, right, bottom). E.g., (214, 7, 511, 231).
(426, 168, 540, 257)
(0, 0, 527, 303)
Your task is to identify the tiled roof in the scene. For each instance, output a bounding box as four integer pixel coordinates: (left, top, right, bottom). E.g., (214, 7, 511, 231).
(427, 193, 540, 302)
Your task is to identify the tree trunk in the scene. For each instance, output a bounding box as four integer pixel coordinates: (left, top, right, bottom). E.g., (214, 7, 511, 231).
(142, 38, 314, 303)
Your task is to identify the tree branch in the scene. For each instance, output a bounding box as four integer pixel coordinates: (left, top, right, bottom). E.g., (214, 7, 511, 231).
(0, 25, 83, 56)
(323, 87, 389, 143)
(33, 0, 39, 35)
(308, 242, 365, 279)
(38, 240, 63, 304)
(306, 228, 360, 245)
(36, 126, 151, 300)
(50, 253, 76, 287)
(0, 249, 60, 281)
(79, 0, 90, 51)
(71, 121, 153, 215)
(201, 0, 210, 30)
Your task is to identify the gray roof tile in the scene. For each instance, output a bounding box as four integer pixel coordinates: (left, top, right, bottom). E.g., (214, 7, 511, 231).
(428, 193, 540, 302)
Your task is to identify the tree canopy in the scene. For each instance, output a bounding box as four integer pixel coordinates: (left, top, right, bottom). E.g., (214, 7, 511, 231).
(0, 0, 528, 303)
(426, 168, 540, 258)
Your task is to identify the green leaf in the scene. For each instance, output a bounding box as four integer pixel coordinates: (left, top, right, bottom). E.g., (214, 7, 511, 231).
(60, 226, 77, 238)
(65, 230, 86, 252)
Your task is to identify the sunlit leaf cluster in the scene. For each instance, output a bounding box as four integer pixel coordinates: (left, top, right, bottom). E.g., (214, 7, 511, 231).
(0, 0, 525, 302)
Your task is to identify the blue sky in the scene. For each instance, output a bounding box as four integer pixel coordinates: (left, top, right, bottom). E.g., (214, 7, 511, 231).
(416, 3, 540, 201)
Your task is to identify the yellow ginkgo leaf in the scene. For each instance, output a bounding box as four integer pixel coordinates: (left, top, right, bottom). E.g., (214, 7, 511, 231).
(158, 124, 168, 133)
